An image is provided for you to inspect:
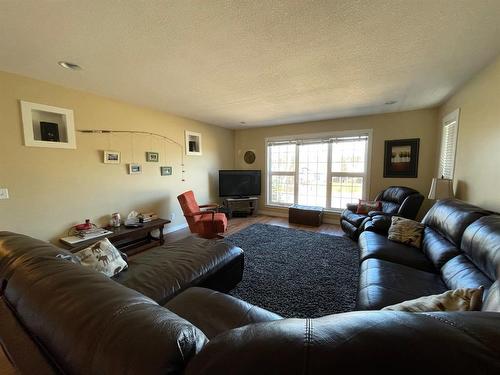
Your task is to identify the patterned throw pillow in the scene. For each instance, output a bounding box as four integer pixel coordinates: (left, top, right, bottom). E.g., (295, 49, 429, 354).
(356, 200, 381, 214)
(387, 216, 424, 248)
(382, 287, 484, 312)
(75, 238, 128, 277)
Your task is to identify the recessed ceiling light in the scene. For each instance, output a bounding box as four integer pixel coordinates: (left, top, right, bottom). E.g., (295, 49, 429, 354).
(385, 100, 398, 105)
(58, 61, 82, 70)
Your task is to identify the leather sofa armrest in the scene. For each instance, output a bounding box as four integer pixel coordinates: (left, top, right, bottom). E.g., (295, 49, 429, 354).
(165, 287, 282, 339)
(368, 210, 388, 217)
(363, 215, 392, 235)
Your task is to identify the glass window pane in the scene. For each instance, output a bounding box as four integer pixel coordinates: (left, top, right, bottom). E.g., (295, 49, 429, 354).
(331, 176, 363, 210)
(271, 175, 294, 204)
(269, 144, 296, 172)
(331, 139, 366, 173)
(298, 143, 328, 207)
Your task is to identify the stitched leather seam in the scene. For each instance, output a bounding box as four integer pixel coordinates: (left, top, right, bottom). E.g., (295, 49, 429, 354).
(303, 319, 311, 375)
(420, 313, 499, 354)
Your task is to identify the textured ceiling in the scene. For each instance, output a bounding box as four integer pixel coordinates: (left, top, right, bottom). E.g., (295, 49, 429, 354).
(1, 1, 500, 129)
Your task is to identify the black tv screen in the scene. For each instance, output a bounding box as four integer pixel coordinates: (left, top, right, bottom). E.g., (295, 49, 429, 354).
(219, 170, 261, 197)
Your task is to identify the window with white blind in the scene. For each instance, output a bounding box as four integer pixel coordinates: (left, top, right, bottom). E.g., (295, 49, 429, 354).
(266, 131, 371, 210)
(439, 109, 460, 179)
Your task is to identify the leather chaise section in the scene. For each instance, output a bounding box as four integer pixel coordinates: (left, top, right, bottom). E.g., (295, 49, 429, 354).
(115, 236, 243, 304)
(357, 259, 447, 310)
(165, 287, 282, 339)
(184, 311, 500, 374)
(3, 249, 207, 375)
(359, 231, 435, 273)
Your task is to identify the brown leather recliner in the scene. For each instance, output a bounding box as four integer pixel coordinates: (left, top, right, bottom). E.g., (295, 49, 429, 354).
(340, 186, 424, 239)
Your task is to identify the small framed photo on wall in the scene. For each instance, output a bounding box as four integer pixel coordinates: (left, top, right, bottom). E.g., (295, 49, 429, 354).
(128, 163, 142, 175)
(384, 138, 420, 178)
(103, 151, 120, 164)
(146, 152, 159, 162)
(160, 166, 172, 176)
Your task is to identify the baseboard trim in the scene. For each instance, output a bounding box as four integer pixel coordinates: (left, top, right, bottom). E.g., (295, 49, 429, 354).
(163, 223, 188, 234)
(259, 209, 340, 225)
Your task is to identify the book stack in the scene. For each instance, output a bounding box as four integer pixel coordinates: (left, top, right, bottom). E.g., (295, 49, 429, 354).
(75, 227, 111, 239)
(139, 212, 158, 223)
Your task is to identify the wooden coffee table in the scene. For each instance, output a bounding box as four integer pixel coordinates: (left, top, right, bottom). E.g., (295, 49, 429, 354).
(60, 218, 171, 256)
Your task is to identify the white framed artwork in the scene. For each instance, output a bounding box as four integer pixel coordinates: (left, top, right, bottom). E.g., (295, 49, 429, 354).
(103, 151, 121, 164)
(20, 100, 76, 149)
(185, 130, 202, 156)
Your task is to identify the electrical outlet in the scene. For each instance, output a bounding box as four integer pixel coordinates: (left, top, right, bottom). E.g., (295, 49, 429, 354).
(170, 213, 175, 221)
(0, 188, 9, 200)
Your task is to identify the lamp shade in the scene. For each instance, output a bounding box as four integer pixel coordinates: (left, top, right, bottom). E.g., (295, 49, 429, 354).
(428, 178, 454, 200)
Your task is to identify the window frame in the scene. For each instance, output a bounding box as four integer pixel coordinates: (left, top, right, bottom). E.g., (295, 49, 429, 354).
(439, 109, 460, 180)
(265, 129, 372, 212)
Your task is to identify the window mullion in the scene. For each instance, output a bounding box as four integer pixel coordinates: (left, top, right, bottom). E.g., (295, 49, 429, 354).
(326, 142, 332, 209)
(293, 143, 299, 204)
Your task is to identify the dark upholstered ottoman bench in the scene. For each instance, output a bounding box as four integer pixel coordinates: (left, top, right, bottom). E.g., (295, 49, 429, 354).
(288, 204, 324, 226)
(114, 236, 244, 305)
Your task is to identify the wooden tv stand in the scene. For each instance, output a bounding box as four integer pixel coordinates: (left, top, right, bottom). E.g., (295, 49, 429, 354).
(223, 197, 259, 217)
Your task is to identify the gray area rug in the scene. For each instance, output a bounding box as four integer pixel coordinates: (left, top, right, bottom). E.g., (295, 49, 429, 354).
(225, 223, 360, 318)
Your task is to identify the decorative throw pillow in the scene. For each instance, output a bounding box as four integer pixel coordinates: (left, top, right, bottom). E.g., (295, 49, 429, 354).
(382, 287, 484, 312)
(387, 216, 425, 248)
(75, 238, 128, 277)
(356, 200, 381, 214)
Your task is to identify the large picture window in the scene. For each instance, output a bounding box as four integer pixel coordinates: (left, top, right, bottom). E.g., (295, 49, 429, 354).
(266, 131, 371, 211)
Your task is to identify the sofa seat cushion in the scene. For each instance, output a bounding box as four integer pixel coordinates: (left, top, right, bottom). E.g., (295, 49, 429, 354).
(441, 255, 492, 290)
(198, 212, 228, 234)
(359, 231, 435, 273)
(115, 236, 243, 304)
(165, 287, 282, 339)
(357, 259, 447, 310)
(341, 210, 368, 226)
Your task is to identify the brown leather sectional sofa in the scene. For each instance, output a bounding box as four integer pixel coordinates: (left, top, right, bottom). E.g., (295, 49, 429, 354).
(1, 198, 500, 374)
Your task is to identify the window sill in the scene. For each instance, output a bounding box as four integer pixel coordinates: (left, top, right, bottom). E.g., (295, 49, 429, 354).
(264, 204, 342, 215)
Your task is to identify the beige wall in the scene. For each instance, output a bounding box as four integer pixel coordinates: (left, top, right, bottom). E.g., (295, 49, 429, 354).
(0, 71, 234, 242)
(234, 108, 439, 220)
(437, 55, 500, 212)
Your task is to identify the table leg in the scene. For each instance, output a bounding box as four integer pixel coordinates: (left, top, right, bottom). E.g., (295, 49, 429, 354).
(159, 224, 165, 245)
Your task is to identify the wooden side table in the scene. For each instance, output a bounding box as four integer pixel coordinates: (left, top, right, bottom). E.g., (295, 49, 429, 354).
(60, 218, 171, 256)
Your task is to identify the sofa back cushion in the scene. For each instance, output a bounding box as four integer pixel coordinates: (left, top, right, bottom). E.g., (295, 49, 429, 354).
(0, 231, 75, 282)
(2, 232, 207, 375)
(483, 281, 500, 312)
(461, 215, 500, 281)
(441, 255, 492, 290)
(421, 227, 462, 269)
(422, 199, 490, 247)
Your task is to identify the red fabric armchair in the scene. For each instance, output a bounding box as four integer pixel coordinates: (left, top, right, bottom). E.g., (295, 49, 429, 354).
(177, 190, 228, 238)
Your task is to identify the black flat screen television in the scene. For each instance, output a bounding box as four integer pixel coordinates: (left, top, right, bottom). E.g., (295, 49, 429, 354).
(219, 170, 261, 197)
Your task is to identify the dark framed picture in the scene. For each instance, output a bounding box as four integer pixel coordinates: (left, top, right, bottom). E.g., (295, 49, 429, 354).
(146, 152, 159, 162)
(160, 166, 172, 176)
(384, 138, 420, 178)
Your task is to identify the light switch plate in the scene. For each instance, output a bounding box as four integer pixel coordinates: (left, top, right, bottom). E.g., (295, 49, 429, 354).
(0, 188, 9, 199)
